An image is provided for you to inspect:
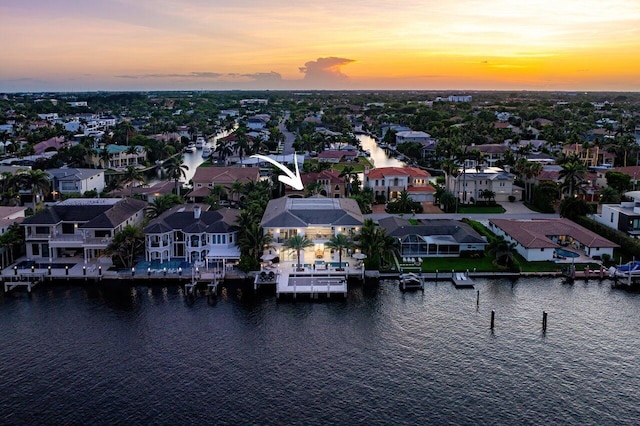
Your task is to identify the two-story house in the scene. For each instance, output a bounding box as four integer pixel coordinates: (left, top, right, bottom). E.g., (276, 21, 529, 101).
(260, 197, 363, 263)
(285, 169, 346, 198)
(188, 167, 260, 202)
(21, 198, 146, 262)
(89, 144, 147, 170)
(144, 204, 240, 269)
(47, 168, 106, 197)
(592, 191, 640, 238)
(446, 166, 516, 203)
(364, 167, 434, 202)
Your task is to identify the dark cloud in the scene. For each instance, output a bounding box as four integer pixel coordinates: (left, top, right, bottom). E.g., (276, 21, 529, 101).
(241, 71, 283, 81)
(299, 57, 355, 83)
(116, 72, 222, 79)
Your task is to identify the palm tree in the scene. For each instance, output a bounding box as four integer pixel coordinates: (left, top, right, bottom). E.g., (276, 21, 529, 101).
(325, 234, 354, 270)
(215, 140, 234, 164)
(146, 193, 182, 219)
(283, 234, 313, 268)
(599, 186, 621, 204)
(487, 236, 517, 267)
(205, 184, 228, 208)
(165, 155, 189, 197)
(120, 165, 145, 196)
(105, 225, 145, 269)
(559, 161, 587, 198)
(306, 181, 324, 197)
(17, 169, 50, 208)
(234, 128, 250, 164)
(480, 189, 496, 204)
(230, 180, 244, 204)
(355, 218, 396, 269)
(339, 165, 358, 196)
(99, 146, 111, 169)
(237, 223, 273, 261)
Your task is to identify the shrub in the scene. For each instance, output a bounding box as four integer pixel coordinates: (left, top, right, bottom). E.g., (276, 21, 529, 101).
(508, 195, 516, 202)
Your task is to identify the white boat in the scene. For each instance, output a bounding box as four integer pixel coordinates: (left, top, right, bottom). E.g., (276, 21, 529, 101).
(195, 137, 205, 149)
(202, 146, 212, 158)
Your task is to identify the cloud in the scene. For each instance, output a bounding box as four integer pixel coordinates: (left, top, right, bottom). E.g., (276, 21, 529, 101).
(116, 72, 222, 79)
(299, 57, 355, 84)
(241, 71, 283, 82)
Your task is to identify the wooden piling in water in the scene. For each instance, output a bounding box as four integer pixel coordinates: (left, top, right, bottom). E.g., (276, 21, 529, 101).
(490, 310, 495, 329)
(542, 311, 547, 332)
(476, 290, 479, 307)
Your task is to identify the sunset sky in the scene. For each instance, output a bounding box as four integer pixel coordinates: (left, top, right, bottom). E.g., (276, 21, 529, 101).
(2, 0, 639, 92)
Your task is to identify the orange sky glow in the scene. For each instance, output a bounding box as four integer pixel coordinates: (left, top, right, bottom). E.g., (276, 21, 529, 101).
(1, 0, 639, 91)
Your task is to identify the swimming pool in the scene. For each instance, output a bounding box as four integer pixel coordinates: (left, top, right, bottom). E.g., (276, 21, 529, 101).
(135, 259, 191, 272)
(15, 260, 76, 269)
(555, 248, 580, 258)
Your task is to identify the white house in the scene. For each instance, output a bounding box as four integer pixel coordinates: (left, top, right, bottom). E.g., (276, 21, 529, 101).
(489, 218, 617, 262)
(446, 166, 516, 203)
(47, 168, 106, 196)
(364, 166, 435, 202)
(395, 131, 433, 145)
(591, 191, 640, 238)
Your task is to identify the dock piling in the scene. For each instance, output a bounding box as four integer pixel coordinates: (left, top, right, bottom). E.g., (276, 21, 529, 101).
(490, 310, 495, 329)
(476, 290, 479, 307)
(542, 311, 547, 332)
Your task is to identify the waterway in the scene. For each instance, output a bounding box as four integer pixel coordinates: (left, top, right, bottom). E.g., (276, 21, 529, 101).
(357, 134, 406, 169)
(1, 277, 639, 425)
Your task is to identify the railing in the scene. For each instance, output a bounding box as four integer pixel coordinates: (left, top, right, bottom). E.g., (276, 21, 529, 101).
(84, 237, 112, 245)
(49, 234, 83, 242)
(149, 241, 171, 248)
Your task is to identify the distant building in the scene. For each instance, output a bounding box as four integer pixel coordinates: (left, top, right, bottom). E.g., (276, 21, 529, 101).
(285, 169, 346, 198)
(240, 99, 268, 107)
(562, 143, 615, 168)
(395, 131, 433, 145)
(445, 166, 517, 203)
(365, 167, 434, 202)
(89, 144, 147, 170)
(67, 101, 88, 107)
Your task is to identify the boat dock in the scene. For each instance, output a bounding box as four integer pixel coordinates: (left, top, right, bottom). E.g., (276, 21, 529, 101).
(254, 267, 349, 299)
(452, 272, 475, 289)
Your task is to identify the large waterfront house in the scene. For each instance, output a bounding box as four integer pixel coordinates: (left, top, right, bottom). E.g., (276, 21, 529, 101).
(364, 166, 435, 202)
(260, 197, 363, 264)
(395, 131, 433, 145)
(562, 143, 615, 168)
(489, 218, 617, 261)
(188, 167, 260, 202)
(591, 191, 640, 238)
(378, 217, 487, 257)
(88, 144, 147, 170)
(144, 204, 240, 269)
(21, 198, 147, 261)
(284, 169, 346, 198)
(47, 167, 106, 197)
(445, 166, 517, 203)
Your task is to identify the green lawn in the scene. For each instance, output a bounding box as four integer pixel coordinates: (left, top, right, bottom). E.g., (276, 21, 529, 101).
(420, 256, 500, 272)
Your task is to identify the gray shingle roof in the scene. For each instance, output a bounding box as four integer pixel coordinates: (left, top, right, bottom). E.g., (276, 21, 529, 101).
(378, 217, 486, 245)
(144, 205, 239, 234)
(260, 196, 363, 228)
(22, 198, 146, 228)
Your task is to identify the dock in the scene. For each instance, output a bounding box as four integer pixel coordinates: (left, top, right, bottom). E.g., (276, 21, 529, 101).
(254, 267, 349, 299)
(452, 272, 475, 289)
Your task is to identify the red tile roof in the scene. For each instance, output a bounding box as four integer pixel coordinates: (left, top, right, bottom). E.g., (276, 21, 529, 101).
(407, 184, 435, 193)
(300, 169, 345, 185)
(366, 167, 431, 179)
(192, 167, 260, 184)
(490, 218, 618, 249)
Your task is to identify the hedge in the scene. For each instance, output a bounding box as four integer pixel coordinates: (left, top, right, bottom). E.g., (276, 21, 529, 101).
(572, 215, 640, 259)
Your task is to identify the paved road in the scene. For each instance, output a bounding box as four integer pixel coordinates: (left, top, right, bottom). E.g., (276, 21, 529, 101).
(279, 112, 296, 155)
(366, 201, 559, 223)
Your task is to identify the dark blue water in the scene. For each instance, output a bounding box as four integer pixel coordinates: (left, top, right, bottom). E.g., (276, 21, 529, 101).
(1, 278, 639, 425)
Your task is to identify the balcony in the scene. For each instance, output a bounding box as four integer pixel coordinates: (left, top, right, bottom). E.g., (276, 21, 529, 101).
(84, 237, 112, 248)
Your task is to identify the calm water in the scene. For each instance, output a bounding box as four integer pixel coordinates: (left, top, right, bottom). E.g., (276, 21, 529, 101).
(1, 278, 639, 425)
(357, 134, 406, 169)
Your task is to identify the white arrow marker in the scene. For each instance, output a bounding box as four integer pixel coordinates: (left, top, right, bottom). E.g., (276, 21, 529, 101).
(250, 153, 304, 190)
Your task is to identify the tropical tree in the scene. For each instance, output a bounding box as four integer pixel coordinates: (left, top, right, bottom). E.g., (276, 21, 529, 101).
(146, 193, 182, 219)
(486, 236, 517, 267)
(305, 181, 324, 197)
(480, 189, 496, 204)
(230, 179, 244, 204)
(120, 165, 145, 196)
(214, 140, 234, 164)
(325, 234, 354, 270)
(0, 222, 24, 268)
(205, 184, 227, 208)
(165, 154, 189, 196)
(356, 218, 397, 270)
(598, 186, 621, 204)
(283, 234, 313, 268)
(17, 169, 50, 207)
(237, 223, 273, 272)
(559, 197, 591, 219)
(339, 165, 358, 196)
(105, 225, 145, 269)
(559, 161, 587, 198)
